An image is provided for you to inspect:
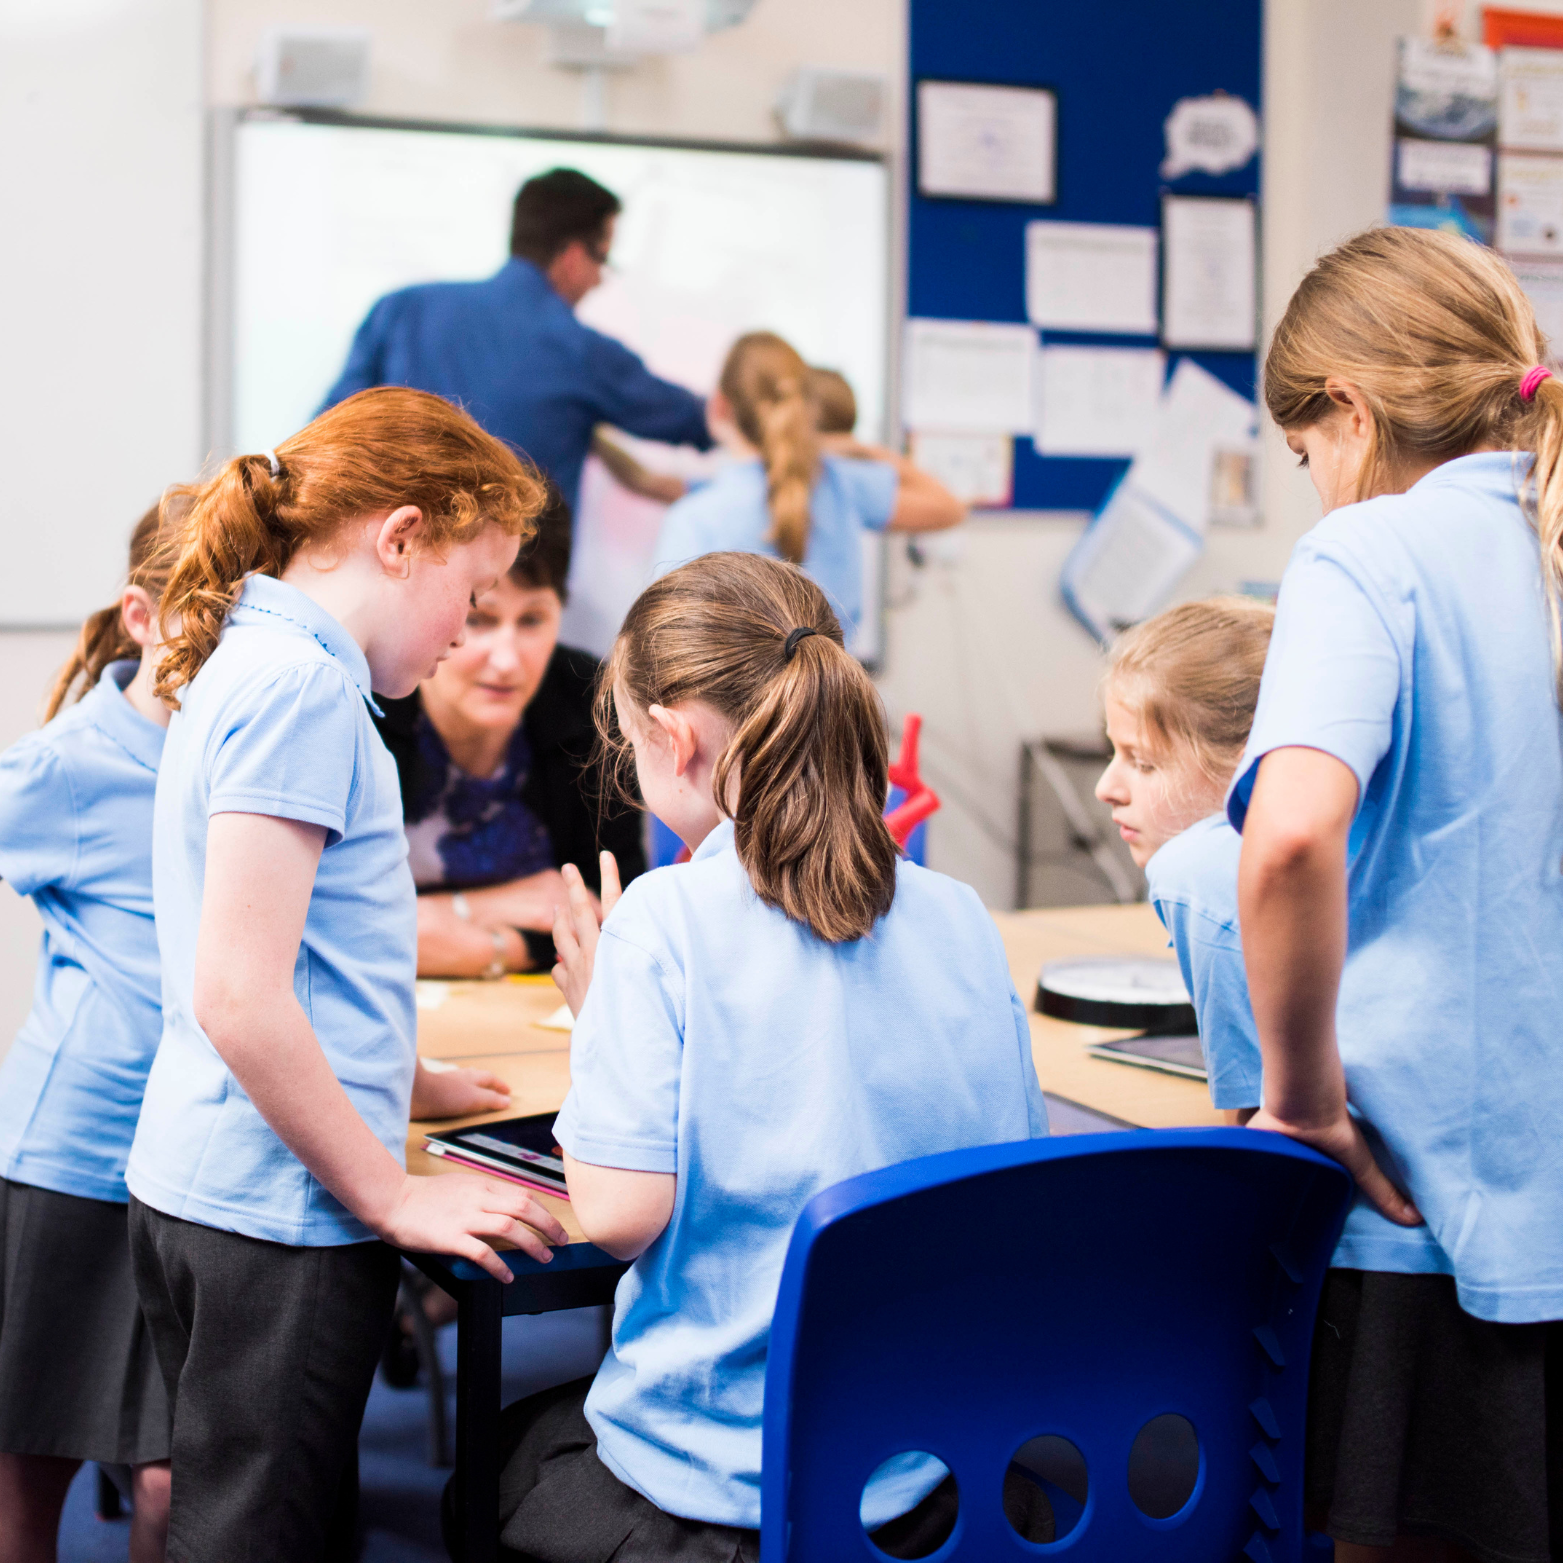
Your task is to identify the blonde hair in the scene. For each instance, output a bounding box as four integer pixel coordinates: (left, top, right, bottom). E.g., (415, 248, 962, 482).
(807, 366, 857, 435)
(719, 333, 819, 565)
(1265, 226, 1563, 689)
(600, 552, 897, 943)
(1105, 597, 1275, 787)
(46, 495, 187, 721)
(154, 387, 546, 702)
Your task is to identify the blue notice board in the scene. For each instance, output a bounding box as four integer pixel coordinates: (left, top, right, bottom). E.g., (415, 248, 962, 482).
(908, 1, 1263, 512)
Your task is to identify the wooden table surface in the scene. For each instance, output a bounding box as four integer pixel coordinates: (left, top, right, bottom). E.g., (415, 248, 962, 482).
(407, 902, 1221, 1247)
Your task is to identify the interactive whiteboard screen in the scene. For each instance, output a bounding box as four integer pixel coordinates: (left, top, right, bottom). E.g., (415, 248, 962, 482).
(227, 115, 890, 453)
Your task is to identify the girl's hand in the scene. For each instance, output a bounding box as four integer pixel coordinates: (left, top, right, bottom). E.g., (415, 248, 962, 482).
(375, 1170, 569, 1281)
(410, 1059, 511, 1121)
(551, 852, 622, 1017)
(1247, 1105, 1423, 1226)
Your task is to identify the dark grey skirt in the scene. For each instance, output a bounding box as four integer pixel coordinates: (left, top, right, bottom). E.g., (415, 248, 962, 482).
(1307, 1267, 1563, 1563)
(0, 1177, 170, 1465)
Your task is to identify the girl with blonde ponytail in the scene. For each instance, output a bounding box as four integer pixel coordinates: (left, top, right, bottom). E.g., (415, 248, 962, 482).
(0, 497, 183, 1563)
(652, 332, 965, 643)
(1231, 226, 1563, 1563)
(121, 387, 572, 1561)
(492, 552, 1048, 1559)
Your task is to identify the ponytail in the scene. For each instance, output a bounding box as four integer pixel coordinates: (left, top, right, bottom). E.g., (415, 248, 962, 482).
(155, 386, 546, 703)
(1264, 225, 1563, 697)
(601, 551, 897, 942)
(718, 332, 820, 566)
(45, 496, 183, 721)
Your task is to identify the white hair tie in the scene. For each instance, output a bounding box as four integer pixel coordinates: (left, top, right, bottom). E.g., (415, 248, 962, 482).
(262, 449, 282, 479)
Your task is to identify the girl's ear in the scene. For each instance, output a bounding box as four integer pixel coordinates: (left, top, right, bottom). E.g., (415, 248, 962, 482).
(374, 505, 426, 578)
(121, 585, 158, 650)
(647, 702, 699, 778)
(1323, 377, 1374, 440)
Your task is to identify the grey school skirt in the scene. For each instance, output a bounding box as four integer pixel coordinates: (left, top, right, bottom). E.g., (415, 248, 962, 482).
(0, 1177, 170, 1465)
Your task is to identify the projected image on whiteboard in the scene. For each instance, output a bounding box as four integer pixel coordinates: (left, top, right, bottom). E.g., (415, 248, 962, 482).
(226, 116, 889, 654)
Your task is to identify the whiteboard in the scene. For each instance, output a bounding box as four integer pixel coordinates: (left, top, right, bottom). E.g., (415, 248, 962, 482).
(217, 112, 890, 657)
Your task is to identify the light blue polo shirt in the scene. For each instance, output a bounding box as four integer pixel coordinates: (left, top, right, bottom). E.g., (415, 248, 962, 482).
(554, 820, 1048, 1529)
(652, 454, 897, 641)
(0, 662, 164, 1203)
(1228, 451, 1563, 1324)
(1147, 813, 1452, 1276)
(126, 574, 417, 1247)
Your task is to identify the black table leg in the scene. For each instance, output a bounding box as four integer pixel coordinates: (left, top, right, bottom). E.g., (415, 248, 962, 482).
(454, 1274, 504, 1563)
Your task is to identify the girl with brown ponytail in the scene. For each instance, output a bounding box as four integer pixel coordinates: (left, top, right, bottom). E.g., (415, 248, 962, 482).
(1230, 226, 1563, 1563)
(0, 497, 182, 1563)
(652, 332, 964, 645)
(488, 551, 1048, 1560)
(120, 387, 572, 1562)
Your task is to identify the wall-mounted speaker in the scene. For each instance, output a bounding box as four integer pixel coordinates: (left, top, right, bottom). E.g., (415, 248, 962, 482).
(776, 67, 887, 148)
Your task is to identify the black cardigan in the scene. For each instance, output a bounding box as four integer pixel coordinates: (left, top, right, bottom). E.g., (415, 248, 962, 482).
(373, 643, 647, 964)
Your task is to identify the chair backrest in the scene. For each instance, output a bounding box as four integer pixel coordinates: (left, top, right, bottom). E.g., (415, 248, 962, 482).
(760, 1128, 1352, 1562)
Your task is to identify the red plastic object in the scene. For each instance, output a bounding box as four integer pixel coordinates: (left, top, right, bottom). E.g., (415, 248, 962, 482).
(883, 714, 941, 846)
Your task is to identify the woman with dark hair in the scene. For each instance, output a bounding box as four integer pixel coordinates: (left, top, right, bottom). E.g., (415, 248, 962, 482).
(373, 488, 645, 977)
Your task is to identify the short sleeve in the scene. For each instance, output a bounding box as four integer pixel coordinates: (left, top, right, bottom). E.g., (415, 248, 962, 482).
(0, 741, 76, 896)
(1009, 988, 1050, 1138)
(833, 457, 898, 533)
(206, 663, 361, 842)
(553, 923, 683, 1174)
(651, 498, 718, 579)
(1228, 547, 1402, 832)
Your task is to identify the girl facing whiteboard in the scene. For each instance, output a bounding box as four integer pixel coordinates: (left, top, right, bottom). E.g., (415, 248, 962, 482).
(651, 334, 964, 644)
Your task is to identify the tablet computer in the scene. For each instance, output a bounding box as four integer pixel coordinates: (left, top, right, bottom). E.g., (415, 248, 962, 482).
(424, 1113, 568, 1198)
(1086, 1032, 1208, 1082)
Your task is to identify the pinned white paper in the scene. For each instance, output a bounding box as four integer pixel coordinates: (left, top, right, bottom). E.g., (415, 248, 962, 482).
(1026, 222, 1159, 335)
(907, 431, 1013, 507)
(1134, 358, 1258, 534)
(606, 0, 704, 55)
(902, 318, 1036, 434)
(1161, 197, 1257, 351)
(1396, 138, 1493, 195)
(1500, 47, 1563, 153)
(1034, 345, 1165, 459)
(1498, 151, 1563, 256)
(1161, 94, 1259, 179)
(916, 81, 1057, 203)
(1511, 257, 1563, 352)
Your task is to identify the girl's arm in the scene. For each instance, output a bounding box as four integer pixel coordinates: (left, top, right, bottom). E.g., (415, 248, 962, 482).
(561, 1152, 674, 1260)
(820, 435, 965, 533)
(1237, 748, 1420, 1225)
(194, 812, 570, 1281)
(592, 430, 688, 505)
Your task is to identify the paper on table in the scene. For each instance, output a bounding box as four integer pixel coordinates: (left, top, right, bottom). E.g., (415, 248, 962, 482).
(1161, 197, 1257, 351)
(902, 318, 1036, 434)
(1026, 222, 1159, 335)
(916, 80, 1056, 203)
(1511, 257, 1563, 349)
(1499, 151, 1563, 255)
(1134, 359, 1258, 535)
(415, 981, 450, 1012)
(1060, 483, 1204, 645)
(1500, 47, 1563, 153)
(1034, 345, 1165, 459)
(907, 431, 1013, 507)
(535, 1003, 575, 1033)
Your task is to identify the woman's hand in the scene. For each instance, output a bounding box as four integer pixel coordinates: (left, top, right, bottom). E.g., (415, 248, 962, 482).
(374, 1170, 569, 1279)
(410, 1058, 511, 1121)
(1247, 1105, 1422, 1226)
(551, 852, 622, 1017)
(464, 869, 570, 933)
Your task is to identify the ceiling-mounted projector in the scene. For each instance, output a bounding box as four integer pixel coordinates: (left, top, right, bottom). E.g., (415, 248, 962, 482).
(491, 0, 759, 29)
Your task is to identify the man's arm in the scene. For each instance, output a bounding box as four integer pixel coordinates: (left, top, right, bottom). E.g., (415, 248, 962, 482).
(583, 332, 714, 451)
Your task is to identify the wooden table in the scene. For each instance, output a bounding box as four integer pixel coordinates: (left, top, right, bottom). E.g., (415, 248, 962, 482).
(408, 901, 1219, 1561)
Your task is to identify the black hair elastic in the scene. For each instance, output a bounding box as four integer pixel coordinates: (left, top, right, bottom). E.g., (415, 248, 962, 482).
(783, 626, 819, 661)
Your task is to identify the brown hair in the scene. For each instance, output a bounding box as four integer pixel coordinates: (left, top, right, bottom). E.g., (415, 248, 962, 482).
(510, 480, 572, 601)
(1105, 596, 1275, 787)
(600, 552, 897, 942)
(154, 387, 546, 702)
(46, 495, 187, 721)
(719, 333, 819, 565)
(807, 366, 857, 435)
(1265, 226, 1563, 688)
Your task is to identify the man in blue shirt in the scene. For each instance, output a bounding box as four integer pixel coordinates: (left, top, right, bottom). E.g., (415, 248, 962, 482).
(319, 168, 713, 517)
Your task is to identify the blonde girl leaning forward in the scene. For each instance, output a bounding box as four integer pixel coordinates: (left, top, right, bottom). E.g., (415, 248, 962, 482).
(651, 332, 962, 643)
(1234, 227, 1563, 1562)
(124, 387, 569, 1563)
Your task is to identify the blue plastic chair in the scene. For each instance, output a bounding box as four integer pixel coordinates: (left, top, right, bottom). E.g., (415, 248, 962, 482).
(760, 1128, 1352, 1562)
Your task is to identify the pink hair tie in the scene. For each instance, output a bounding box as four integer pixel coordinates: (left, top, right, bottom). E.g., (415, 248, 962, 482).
(1521, 365, 1553, 401)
